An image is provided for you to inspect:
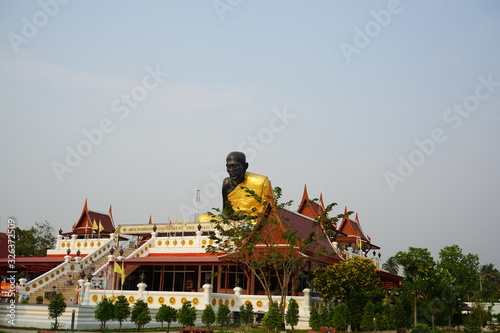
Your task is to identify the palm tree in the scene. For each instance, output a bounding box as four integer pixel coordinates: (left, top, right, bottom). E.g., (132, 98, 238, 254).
(479, 263, 500, 301)
(382, 256, 399, 275)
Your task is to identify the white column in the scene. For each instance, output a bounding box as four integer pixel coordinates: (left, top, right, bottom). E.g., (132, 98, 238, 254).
(203, 284, 213, 307)
(82, 280, 92, 305)
(233, 286, 243, 308)
(71, 234, 78, 250)
(137, 282, 147, 300)
(302, 288, 311, 313)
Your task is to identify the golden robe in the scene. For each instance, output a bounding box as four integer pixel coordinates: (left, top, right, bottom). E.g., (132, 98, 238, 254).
(227, 172, 270, 216)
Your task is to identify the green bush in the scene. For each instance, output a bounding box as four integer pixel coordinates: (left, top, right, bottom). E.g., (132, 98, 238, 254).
(36, 295, 43, 304)
(412, 323, 431, 333)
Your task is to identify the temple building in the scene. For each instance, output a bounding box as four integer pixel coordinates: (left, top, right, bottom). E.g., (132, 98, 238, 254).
(0, 184, 401, 330)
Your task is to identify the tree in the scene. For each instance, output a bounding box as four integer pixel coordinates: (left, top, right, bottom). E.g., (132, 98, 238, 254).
(438, 245, 480, 326)
(178, 301, 197, 328)
(202, 304, 216, 329)
(394, 247, 436, 326)
(48, 292, 66, 330)
(156, 304, 177, 331)
(285, 298, 299, 333)
(360, 301, 376, 332)
(114, 295, 130, 331)
(130, 299, 151, 332)
(14, 221, 56, 256)
(480, 263, 500, 302)
(382, 256, 399, 275)
(262, 301, 282, 333)
(206, 187, 343, 323)
(309, 307, 321, 331)
(313, 256, 380, 330)
(95, 297, 115, 332)
(332, 303, 349, 331)
(240, 301, 254, 332)
(216, 304, 231, 332)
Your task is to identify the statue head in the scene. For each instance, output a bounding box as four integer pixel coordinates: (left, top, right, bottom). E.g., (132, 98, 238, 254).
(226, 151, 248, 184)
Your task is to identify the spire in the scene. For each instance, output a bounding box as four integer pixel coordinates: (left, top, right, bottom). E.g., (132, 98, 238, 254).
(302, 184, 310, 201)
(148, 215, 153, 224)
(319, 192, 325, 210)
(355, 212, 359, 223)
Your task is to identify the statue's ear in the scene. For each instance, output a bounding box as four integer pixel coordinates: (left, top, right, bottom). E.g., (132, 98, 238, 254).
(244, 162, 249, 171)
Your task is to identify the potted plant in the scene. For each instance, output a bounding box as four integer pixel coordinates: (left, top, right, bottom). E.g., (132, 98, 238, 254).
(36, 295, 43, 304)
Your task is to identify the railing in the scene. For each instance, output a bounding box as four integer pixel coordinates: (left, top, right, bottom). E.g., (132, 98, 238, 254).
(21, 236, 115, 297)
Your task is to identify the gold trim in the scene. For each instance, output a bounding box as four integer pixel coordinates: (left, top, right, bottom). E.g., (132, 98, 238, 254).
(147, 296, 154, 304)
(128, 295, 135, 303)
(192, 297, 199, 305)
(169, 297, 176, 305)
(256, 300, 263, 308)
(92, 295, 98, 302)
(158, 296, 165, 304)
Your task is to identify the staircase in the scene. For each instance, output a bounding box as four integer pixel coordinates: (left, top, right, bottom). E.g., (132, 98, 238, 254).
(27, 248, 136, 304)
(27, 254, 110, 304)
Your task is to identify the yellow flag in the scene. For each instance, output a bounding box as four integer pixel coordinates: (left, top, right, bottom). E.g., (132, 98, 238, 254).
(92, 219, 98, 230)
(113, 262, 125, 285)
(98, 221, 104, 232)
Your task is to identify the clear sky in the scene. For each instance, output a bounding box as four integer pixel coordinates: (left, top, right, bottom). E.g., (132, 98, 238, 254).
(1, 1, 499, 269)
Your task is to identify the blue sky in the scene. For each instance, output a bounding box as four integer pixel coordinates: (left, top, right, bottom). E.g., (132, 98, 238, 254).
(1, 0, 499, 269)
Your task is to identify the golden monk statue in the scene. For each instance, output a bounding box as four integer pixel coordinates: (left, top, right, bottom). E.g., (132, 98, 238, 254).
(198, 151, 271, 222)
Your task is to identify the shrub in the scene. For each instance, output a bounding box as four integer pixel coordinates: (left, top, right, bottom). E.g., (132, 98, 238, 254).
(114, 295, 130, 331)
(217, 304, 231, 332)
(262, 301, 282, 333)
(95, 297, 115, 332)
(156, 304, 177, 332)
(412, 323, 431, 333)
(202, 304, 216, 329)
(178, 301, 197, 328)
(48, 292, 66, 330)
(131, 299, 151, 332)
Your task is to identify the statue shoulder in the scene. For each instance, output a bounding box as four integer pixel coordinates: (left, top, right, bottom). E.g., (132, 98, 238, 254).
(245, 172, 269, 183)
(222, 177, 232, 188)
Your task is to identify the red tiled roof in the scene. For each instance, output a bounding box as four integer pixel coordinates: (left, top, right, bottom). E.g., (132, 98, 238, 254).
(296, 185, 326, 219)
(68, 199, 115, 236)
(277, 208, 343, 264)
